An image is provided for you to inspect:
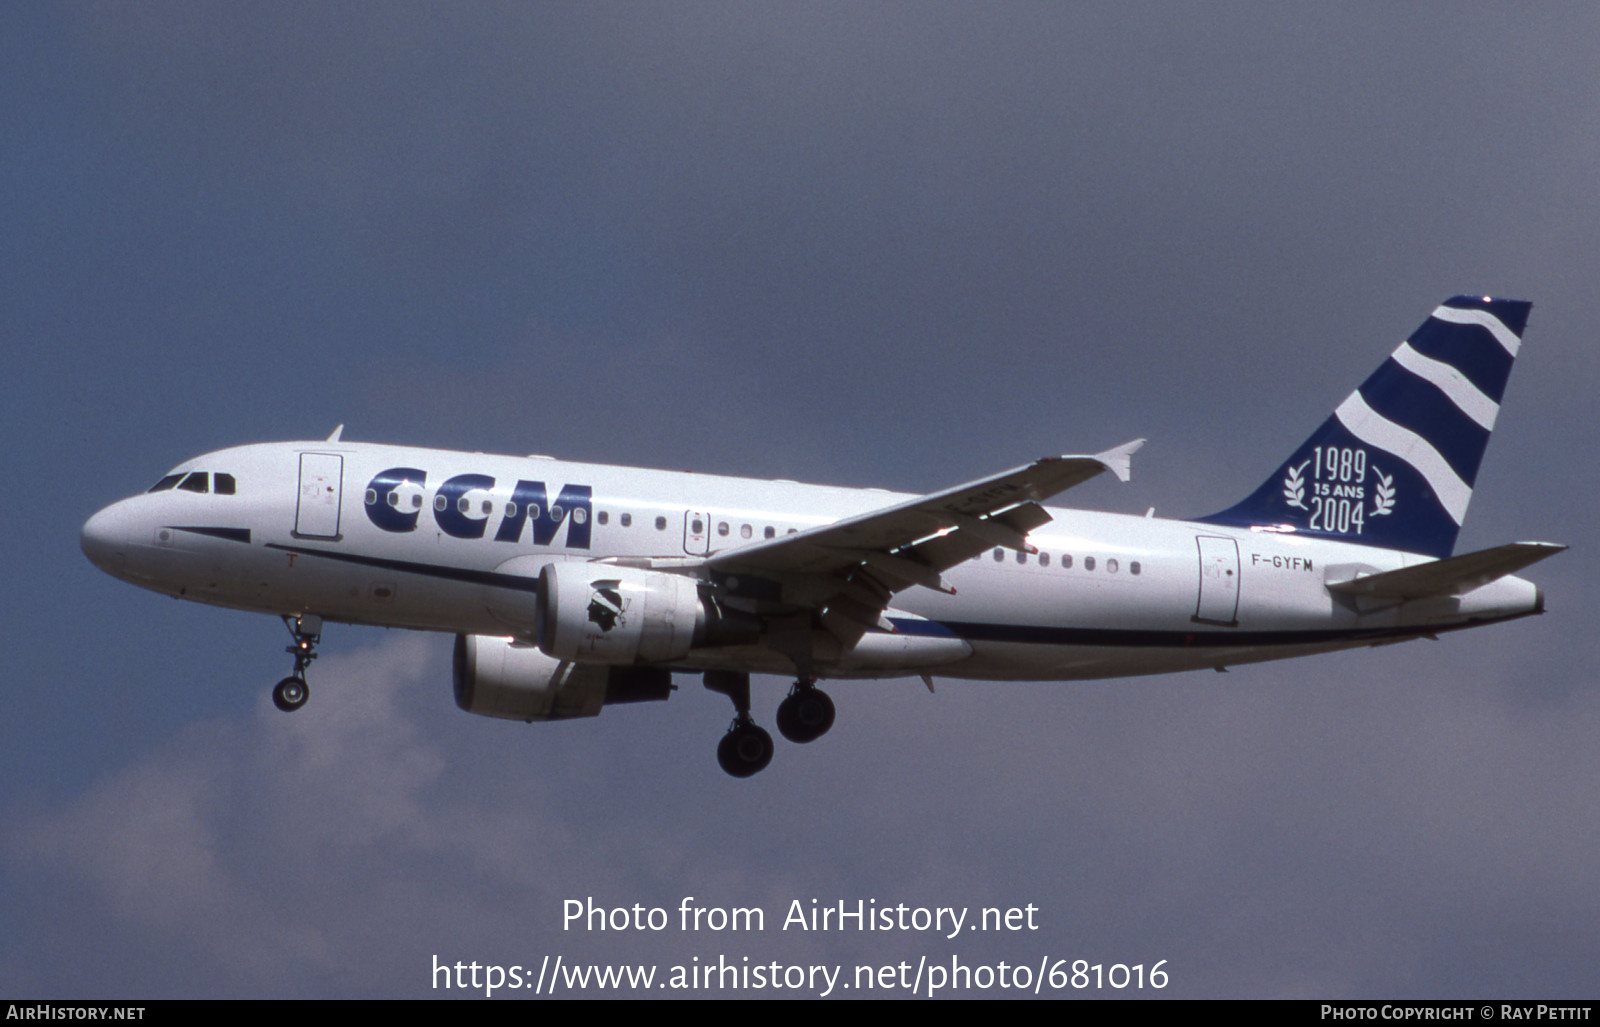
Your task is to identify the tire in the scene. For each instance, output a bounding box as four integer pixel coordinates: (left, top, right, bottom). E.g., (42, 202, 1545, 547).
(776, 695, 802, 742)
(777, 688, 835, 743)
(795, 688, 835, 737)
(716, 724, 774, 777)
(272, 676, 309, 712)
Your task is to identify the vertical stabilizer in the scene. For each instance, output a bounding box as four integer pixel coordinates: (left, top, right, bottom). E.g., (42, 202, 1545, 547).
(1196, 296, 1531, 558)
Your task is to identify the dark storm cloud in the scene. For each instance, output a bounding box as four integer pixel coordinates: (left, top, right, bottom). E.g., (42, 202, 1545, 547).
(5, 2, 1598, 997)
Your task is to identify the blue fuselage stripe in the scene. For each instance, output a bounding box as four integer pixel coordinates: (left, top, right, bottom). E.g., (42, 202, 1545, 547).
(172, 525, 253, 544)
(884, 615, 1510, 648)
(266, 543, 542, 592)
(268, 543, 1529, 651)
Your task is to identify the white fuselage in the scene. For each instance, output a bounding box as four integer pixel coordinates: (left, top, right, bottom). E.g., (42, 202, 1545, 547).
(81, 440, 1542, 683)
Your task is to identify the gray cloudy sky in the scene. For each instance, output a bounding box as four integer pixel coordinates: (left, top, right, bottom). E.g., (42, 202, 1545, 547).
(4, 3, 1598, 998)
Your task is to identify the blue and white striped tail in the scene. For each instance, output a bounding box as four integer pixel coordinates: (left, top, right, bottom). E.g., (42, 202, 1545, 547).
(1197, 296, 1531, 558)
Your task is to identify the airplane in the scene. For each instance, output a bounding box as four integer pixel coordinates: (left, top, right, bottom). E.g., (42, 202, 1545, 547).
(81, 296, 1564, 777)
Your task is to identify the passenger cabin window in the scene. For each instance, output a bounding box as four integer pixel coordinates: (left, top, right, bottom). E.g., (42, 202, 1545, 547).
(656, 516, 668, 530)
(597, 511, 609, 525)
(177, 472, 208, 493)
(1107, 558, 1119, 573)
(148, 474, 183, 493)
(993, 548, 1004, 562)
(764, 526, 775, 539)
(621, 513, 632, 527)
(214, 473, 236, 495)
(741, 524, 752, 539)
(1040, 552, 1050, 566)
(1061, 554, 1073, 569)
(1130, 561, 1141, 576)
(717, 522, 730, 536)
(1084, 556, 1096, 571)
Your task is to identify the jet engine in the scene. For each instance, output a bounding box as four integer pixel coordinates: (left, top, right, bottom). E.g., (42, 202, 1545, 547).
(452, 634, 673, 721)
(536, 562, 761, 663)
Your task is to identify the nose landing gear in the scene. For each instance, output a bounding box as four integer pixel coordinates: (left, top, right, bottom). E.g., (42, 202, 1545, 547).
(272, 614, 321, 713)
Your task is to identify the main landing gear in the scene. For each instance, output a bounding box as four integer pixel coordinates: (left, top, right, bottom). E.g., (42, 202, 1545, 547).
(776, 679, 835, 744)
(703, 672, 836, 777)
(703, 671, 773, 778)
(272, 614, 322, 713)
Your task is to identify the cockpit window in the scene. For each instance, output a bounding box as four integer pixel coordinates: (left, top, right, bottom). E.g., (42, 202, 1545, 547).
(177, 472, 209, 493)
(147, 474, 183, 493)
(214, 473, 236, 495)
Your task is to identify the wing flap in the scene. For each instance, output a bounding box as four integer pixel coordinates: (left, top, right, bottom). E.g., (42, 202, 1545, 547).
(893, 501, 1055, 578)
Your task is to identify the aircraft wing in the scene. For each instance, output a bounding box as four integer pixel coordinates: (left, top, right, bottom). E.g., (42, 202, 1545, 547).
(704, 440, 1143, 644)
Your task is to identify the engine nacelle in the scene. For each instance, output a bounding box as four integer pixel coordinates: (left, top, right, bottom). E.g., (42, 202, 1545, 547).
(537, 562, 760, 663)
(452, 634, 672, 721)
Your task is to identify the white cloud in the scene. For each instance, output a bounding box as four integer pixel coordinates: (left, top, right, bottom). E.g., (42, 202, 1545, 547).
(14, 627, 1600, 996)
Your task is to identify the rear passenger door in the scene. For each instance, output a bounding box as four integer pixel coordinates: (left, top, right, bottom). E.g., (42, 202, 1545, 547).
(1193, 535, 1239, 625)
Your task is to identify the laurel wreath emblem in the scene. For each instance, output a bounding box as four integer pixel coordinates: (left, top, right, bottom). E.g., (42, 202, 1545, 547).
(1282, 460, 1309, 510)
(1371, 468, 1396, 516)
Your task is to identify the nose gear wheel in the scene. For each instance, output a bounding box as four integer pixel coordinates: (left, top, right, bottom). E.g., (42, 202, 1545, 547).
(272, 676, 309, 712)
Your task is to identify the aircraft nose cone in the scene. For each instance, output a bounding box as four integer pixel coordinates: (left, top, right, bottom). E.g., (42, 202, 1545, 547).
(81, 504, 130, 575)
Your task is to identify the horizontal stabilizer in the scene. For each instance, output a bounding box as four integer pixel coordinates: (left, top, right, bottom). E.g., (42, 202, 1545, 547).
(1326, 541, 1566, 600)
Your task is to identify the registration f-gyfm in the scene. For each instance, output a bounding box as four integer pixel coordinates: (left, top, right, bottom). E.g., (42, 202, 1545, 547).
(82, 297, 1563, 777)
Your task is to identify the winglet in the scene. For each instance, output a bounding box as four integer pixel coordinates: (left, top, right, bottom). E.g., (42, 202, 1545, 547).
(1094, 438, 1145, 484)
(326, 424, 345, 443)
